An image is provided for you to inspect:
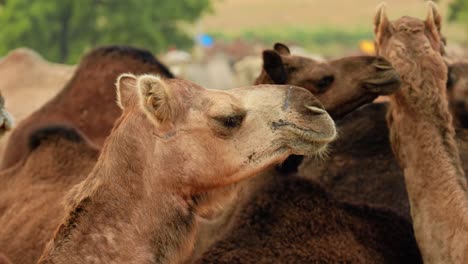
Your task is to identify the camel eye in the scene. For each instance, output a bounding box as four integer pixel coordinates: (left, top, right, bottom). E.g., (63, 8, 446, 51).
(314, 75, 334, 91)
(214, 114, 245, 129)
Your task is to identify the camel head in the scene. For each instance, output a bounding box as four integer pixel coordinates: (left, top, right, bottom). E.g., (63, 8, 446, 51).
(114, 74, 335, 192)
(255, 43, 401, 118)
(374, 1, 444, 58)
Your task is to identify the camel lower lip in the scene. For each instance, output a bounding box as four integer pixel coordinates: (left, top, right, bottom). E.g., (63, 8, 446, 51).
(270, 120, 336, 148)
(363, 73, 401, 89)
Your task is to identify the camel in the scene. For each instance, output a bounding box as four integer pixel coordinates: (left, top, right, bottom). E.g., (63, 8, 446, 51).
(374, 2, 468, 263)
(28, 74, 336, 263)
(0, 45, 174, 169)
(255, 43, 401, 119)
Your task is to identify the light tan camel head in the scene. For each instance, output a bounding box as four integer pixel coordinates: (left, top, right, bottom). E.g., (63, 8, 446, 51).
(374, 1, 444, 58)
(0, 92, 13, 136)
(115, 74, 336, 192)
(255, 43, 401, 118)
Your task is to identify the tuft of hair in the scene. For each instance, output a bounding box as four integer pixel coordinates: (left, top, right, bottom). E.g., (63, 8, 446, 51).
(137, 74, 175, 123)
(115, 73, 137, 109)
(28, 125, 85, 151)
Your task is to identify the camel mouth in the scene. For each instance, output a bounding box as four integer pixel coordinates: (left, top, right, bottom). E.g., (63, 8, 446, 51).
(362, 71, 401, 95)
(272, 119, 336, 155)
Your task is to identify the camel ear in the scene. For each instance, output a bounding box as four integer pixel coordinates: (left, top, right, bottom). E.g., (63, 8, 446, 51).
(137, 75, 176, 123)
(116, 73, 138, 110)
(273, 43, 291, 55)
(374, 3, 392, 45)
(426, 1, 442, 34)
(262, 50, 287, 84)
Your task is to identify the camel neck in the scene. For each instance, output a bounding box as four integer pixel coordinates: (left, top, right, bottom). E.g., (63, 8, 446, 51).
(388, 68, 466, 191)
(387, 53, 468, 263)
(39, 120, 197, 264)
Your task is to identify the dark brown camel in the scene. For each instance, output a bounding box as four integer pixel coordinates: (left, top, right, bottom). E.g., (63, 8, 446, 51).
(255, 43, 401, 119)
(0, 45, 174, 169)
(197, 169, 421, 263)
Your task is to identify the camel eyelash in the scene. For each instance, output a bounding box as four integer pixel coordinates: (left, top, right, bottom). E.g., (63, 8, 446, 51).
(214, 114, 245, 129)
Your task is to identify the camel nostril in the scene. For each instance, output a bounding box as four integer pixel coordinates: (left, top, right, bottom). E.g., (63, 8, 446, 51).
(374, 63, 393, 71)
(305, 104, 327, 115)
(374, 58, 393, 70)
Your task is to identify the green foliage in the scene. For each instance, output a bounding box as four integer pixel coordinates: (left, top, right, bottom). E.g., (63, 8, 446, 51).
(0, 0, 211, 63)
(447, 0, 468, 25)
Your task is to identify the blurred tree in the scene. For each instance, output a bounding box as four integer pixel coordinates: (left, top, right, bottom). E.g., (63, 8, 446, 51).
(447, 0, 468, 24)
(0, 0, 211, 63)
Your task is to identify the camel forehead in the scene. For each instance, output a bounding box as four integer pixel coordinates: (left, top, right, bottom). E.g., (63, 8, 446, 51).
(284, 55, 320, 68)
(392, 16, 425, 31)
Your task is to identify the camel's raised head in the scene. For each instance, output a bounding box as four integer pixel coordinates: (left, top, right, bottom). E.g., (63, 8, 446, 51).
(256, 43, 400, 118)
(374, 1, 444, 57)
(115, 74, 335, 191)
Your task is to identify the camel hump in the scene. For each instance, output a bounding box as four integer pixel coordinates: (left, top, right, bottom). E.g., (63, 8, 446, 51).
(82, 45, 175, 78)
(28, 125, 85, 152)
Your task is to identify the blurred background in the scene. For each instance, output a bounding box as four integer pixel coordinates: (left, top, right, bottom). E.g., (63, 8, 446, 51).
(0, 0, 467, 89)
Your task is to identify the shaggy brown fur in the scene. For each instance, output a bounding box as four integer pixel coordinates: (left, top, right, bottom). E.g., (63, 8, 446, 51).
(0, 126, 99, 264)
(375, 2, 468, 262)
(255, 43, 401, 119)
(2, 75, 335, 264)
(197, 171, 422, 263)
(0, 45, 174, 169)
